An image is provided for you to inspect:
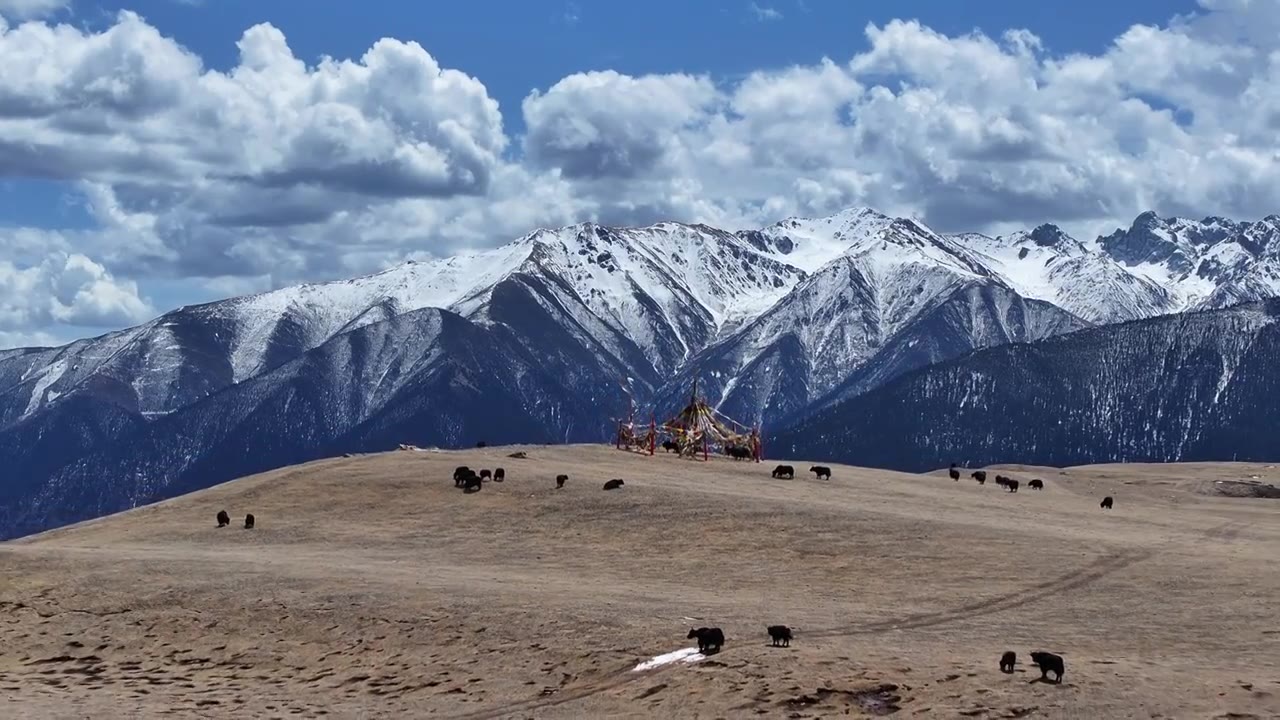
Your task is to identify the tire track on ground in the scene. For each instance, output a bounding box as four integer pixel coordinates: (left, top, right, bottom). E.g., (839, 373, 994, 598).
(1201, 518, 1250, 543)
(449, 548, 1152, 720)
(806, 548, 1151, 639)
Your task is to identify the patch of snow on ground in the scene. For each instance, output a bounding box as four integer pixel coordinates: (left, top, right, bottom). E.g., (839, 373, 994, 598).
(632, 647, 706, 672)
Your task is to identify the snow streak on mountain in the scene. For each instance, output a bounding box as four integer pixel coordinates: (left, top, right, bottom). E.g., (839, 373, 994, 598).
(3, 207, 1280, 538)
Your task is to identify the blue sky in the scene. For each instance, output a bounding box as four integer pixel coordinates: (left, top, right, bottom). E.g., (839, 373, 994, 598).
(0, 0, 1275, 347)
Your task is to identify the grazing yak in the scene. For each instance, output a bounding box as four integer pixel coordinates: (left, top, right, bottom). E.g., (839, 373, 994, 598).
(463, 474, 483, 492)
(767, 625, 792, 647)
(661, 440, 679, 454)
(556, 474, 567, 489)
(1029, 651, 1065, 684)
(772, 465, 795, 479)
(1100, 496, 1114, 510)
(727, 445, 753, 460)
(1000, 651, 1016, 674)
(493, 468, 505, 482)
(603, 479, 625, 490)
(810, 465, 832, 480)
(453, 466, 472, 488)
(971, 470, 987, 484)
(949, 463, 961, 481)
(216, 510, 230, 528)
(244, 513, 255, 530)
(688, 627, 725, 654)
(1005, 479, 1020, 493)
(1029, 479, 1044, 490)
(995, 475, 1010, 489)
(479, 469, 492, 481)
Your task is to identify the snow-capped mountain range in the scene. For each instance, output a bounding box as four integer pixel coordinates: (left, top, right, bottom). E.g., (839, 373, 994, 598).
(770, 298, 1280, 472)
(3, 206, 1280, 538)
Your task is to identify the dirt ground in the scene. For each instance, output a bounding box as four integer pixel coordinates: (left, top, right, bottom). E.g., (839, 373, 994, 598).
(2, 445, 1278, 719)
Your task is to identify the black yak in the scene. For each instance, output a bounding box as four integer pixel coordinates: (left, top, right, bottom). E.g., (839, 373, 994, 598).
(1029, 479, 1044, 490)
(971, 470, 987, 484)
(949, 463, 960, 481)
(809, 465, 832, 480)
(453, 466, 472, 488)
(244, 513, 255, 529)
(479, 469, 492, 481)
(767, 625, 792, 647)
(556, 474, 567, 489)
(1029, 651, 1064, 683)
(1101, 496, 1114, 509)
(771, 465, 795, 479)
(494, 468, 505, 482)
(603, 479, 625, 490)
(1000, 651, 1016, 674)
(216, 510, 230, 528)
(688, 627, 724, 654)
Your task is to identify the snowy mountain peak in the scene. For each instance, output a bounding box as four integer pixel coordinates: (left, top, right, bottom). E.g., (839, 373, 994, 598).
(747, 207, 896, 272)
(1094, 211, 1280, 309)
(1099, 211, 1244, 274)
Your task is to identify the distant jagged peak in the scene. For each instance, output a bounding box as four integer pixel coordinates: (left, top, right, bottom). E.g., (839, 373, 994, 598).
(1028, 223, 1072, 248)
(1096, 210, 1270, 277)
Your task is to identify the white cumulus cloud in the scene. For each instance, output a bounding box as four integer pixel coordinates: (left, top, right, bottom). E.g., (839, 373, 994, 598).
(0, 252, 153, 335)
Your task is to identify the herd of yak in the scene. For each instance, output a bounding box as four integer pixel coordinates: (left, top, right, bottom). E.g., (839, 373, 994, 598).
(446, 455, 1117, 510)
(451, 464, 624, 493)
(950, 463, 1116, 509)
(686, 625, 1065, 684)
(214, 510, 254, 529)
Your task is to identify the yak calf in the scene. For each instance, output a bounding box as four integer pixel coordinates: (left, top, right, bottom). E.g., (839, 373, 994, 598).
(1000, 651, 1016, 674)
